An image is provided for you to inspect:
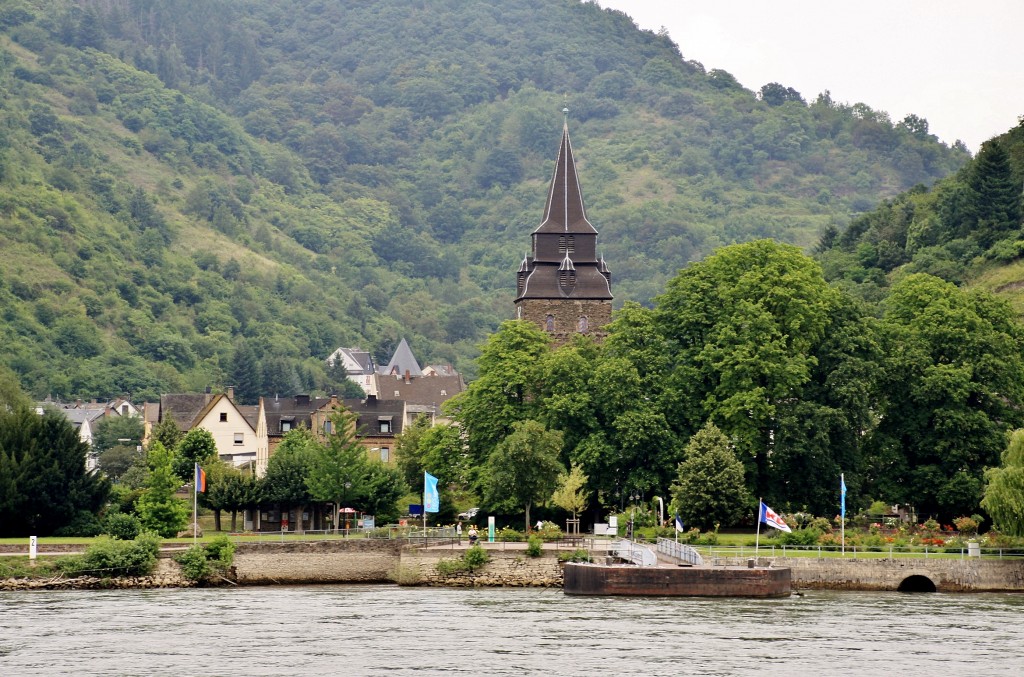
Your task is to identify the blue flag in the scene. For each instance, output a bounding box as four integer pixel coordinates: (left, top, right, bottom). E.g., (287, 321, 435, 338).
(674, 512, 684, 532)
(424, 472, 439, 513)
(841, 474, 847, 519)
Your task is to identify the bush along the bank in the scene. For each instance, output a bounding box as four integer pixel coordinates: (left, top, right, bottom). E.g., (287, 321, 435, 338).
(525, 534, 543, 557)
(58, 533, 161, 578)
(174, 536, 236, 583)
(557, 549, 592, 563)
(436, 545, 490, 575)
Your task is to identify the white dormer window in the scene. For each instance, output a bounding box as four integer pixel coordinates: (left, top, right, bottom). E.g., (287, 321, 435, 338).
(282, 420, 292, 432)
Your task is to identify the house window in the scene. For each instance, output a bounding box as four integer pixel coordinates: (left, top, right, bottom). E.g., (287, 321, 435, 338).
(324, 420, 333, 435)
(379, 418, 392, 434)
(380, 447, 390, 463)
(395, 391, 400, 397)
(234, 433, 244, 445)
(220, 412, 228, 422)
(440, 390, 447, 397)
(121, 404, 129, 416)
(281, 420, 292, 432)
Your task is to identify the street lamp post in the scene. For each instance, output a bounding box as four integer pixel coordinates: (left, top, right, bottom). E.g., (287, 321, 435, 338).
(629, 493, 639, 540)
(343, 481, 352, 532)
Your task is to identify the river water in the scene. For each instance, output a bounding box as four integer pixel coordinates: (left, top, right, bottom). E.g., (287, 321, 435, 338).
(1, 586, 1023, 676)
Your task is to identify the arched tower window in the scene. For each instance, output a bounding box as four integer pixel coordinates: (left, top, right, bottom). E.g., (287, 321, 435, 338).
(577, 316, 589, 333)
(545, 315, 555, 332)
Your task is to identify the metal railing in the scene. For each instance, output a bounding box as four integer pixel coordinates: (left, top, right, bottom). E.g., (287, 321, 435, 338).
(689, 543, 1024, 561)
(657, 538, 704, 565)
(609, 539, 658, 566)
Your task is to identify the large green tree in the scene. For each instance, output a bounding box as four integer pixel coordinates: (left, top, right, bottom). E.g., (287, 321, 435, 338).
(446, 320, 550, 474)
(136, 441, 190, 537)
(670, 422, 749, 531)
(306, 409, 370, 532)
(967, 140, 1020, 247)
(653, 240, 843, 504)
(0, 407, 110, 537)
(482, 419, 564, 532)
(870, 274, 1024, 519)
(262, 427, 320, 533)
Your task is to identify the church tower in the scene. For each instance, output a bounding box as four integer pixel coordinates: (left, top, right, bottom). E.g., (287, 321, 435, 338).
(514, 111, 612, 342)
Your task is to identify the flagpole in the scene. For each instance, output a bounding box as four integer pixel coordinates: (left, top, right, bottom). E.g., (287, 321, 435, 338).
(755, 498, 761, 560)
(841, 473, 845, 557)
(193, 463, 198, 545)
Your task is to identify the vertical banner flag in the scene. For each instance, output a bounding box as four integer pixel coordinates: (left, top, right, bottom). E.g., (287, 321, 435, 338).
(195, 463, 207, 493)
(759, 501, 792, 533)
(424, 472, 439, 513)
(674, 512, 685, 532)
(841, 474, 847, 519)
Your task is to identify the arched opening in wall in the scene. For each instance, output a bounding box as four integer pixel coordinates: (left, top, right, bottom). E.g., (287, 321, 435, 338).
(897, 575, 937, 592)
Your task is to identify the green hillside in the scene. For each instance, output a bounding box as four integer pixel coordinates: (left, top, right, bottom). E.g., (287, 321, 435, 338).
(0, 0, 969, 401)
(818, 122, 1024, 303)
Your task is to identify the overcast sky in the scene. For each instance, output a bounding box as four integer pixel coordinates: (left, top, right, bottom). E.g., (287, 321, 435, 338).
(597, 1, 1024, 153)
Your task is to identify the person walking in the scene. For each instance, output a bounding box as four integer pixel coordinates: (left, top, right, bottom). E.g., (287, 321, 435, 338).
(456, 521, 463, 544)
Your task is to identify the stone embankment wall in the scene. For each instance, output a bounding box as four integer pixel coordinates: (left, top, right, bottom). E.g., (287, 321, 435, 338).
(769, 556, 1024, 592)
(400, 549, 562, 587)
(233, 540, 403, 584)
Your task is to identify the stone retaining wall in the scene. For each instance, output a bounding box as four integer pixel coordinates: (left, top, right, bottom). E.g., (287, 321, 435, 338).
(233, 540, 403, 584)
(768, 556, 1024, 592)
(399, 549, 563, 587)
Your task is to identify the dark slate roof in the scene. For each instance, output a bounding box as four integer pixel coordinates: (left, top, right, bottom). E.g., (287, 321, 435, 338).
(160, 393, 215, 430)
(263, 394, 335, 437)
(328, 347, 375, 375)
(516, 116, 612, 302)
(380, 338, 423, 377)
(519, 265, 612, 299)
(532, 119, 598, 236)
(376, 373, 465, 411)
(343, 396, 405, 437)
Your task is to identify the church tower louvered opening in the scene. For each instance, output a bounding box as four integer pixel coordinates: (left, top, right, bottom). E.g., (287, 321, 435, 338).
(514, 111, 612, 343)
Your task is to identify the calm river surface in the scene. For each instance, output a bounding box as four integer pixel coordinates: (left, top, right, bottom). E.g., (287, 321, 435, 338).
(1, 585, 1023, 676)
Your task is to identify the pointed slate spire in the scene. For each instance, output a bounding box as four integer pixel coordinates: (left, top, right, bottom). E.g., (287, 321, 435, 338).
(533, 112, 597, 235)
(382, 338, 422, 377)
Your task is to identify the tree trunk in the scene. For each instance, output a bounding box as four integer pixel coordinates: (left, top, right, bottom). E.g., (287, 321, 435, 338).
(524, 501, 531, 534)
(334, 501, 340, 535)
(214, 509, 222, 532)
(296, 504, 305, 534)
(230, 510, 237, 532)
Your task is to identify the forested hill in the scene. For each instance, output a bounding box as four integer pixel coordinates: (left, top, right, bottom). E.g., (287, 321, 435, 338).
(818, 121, 1024, 306)
(0, 0, 968, 401)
